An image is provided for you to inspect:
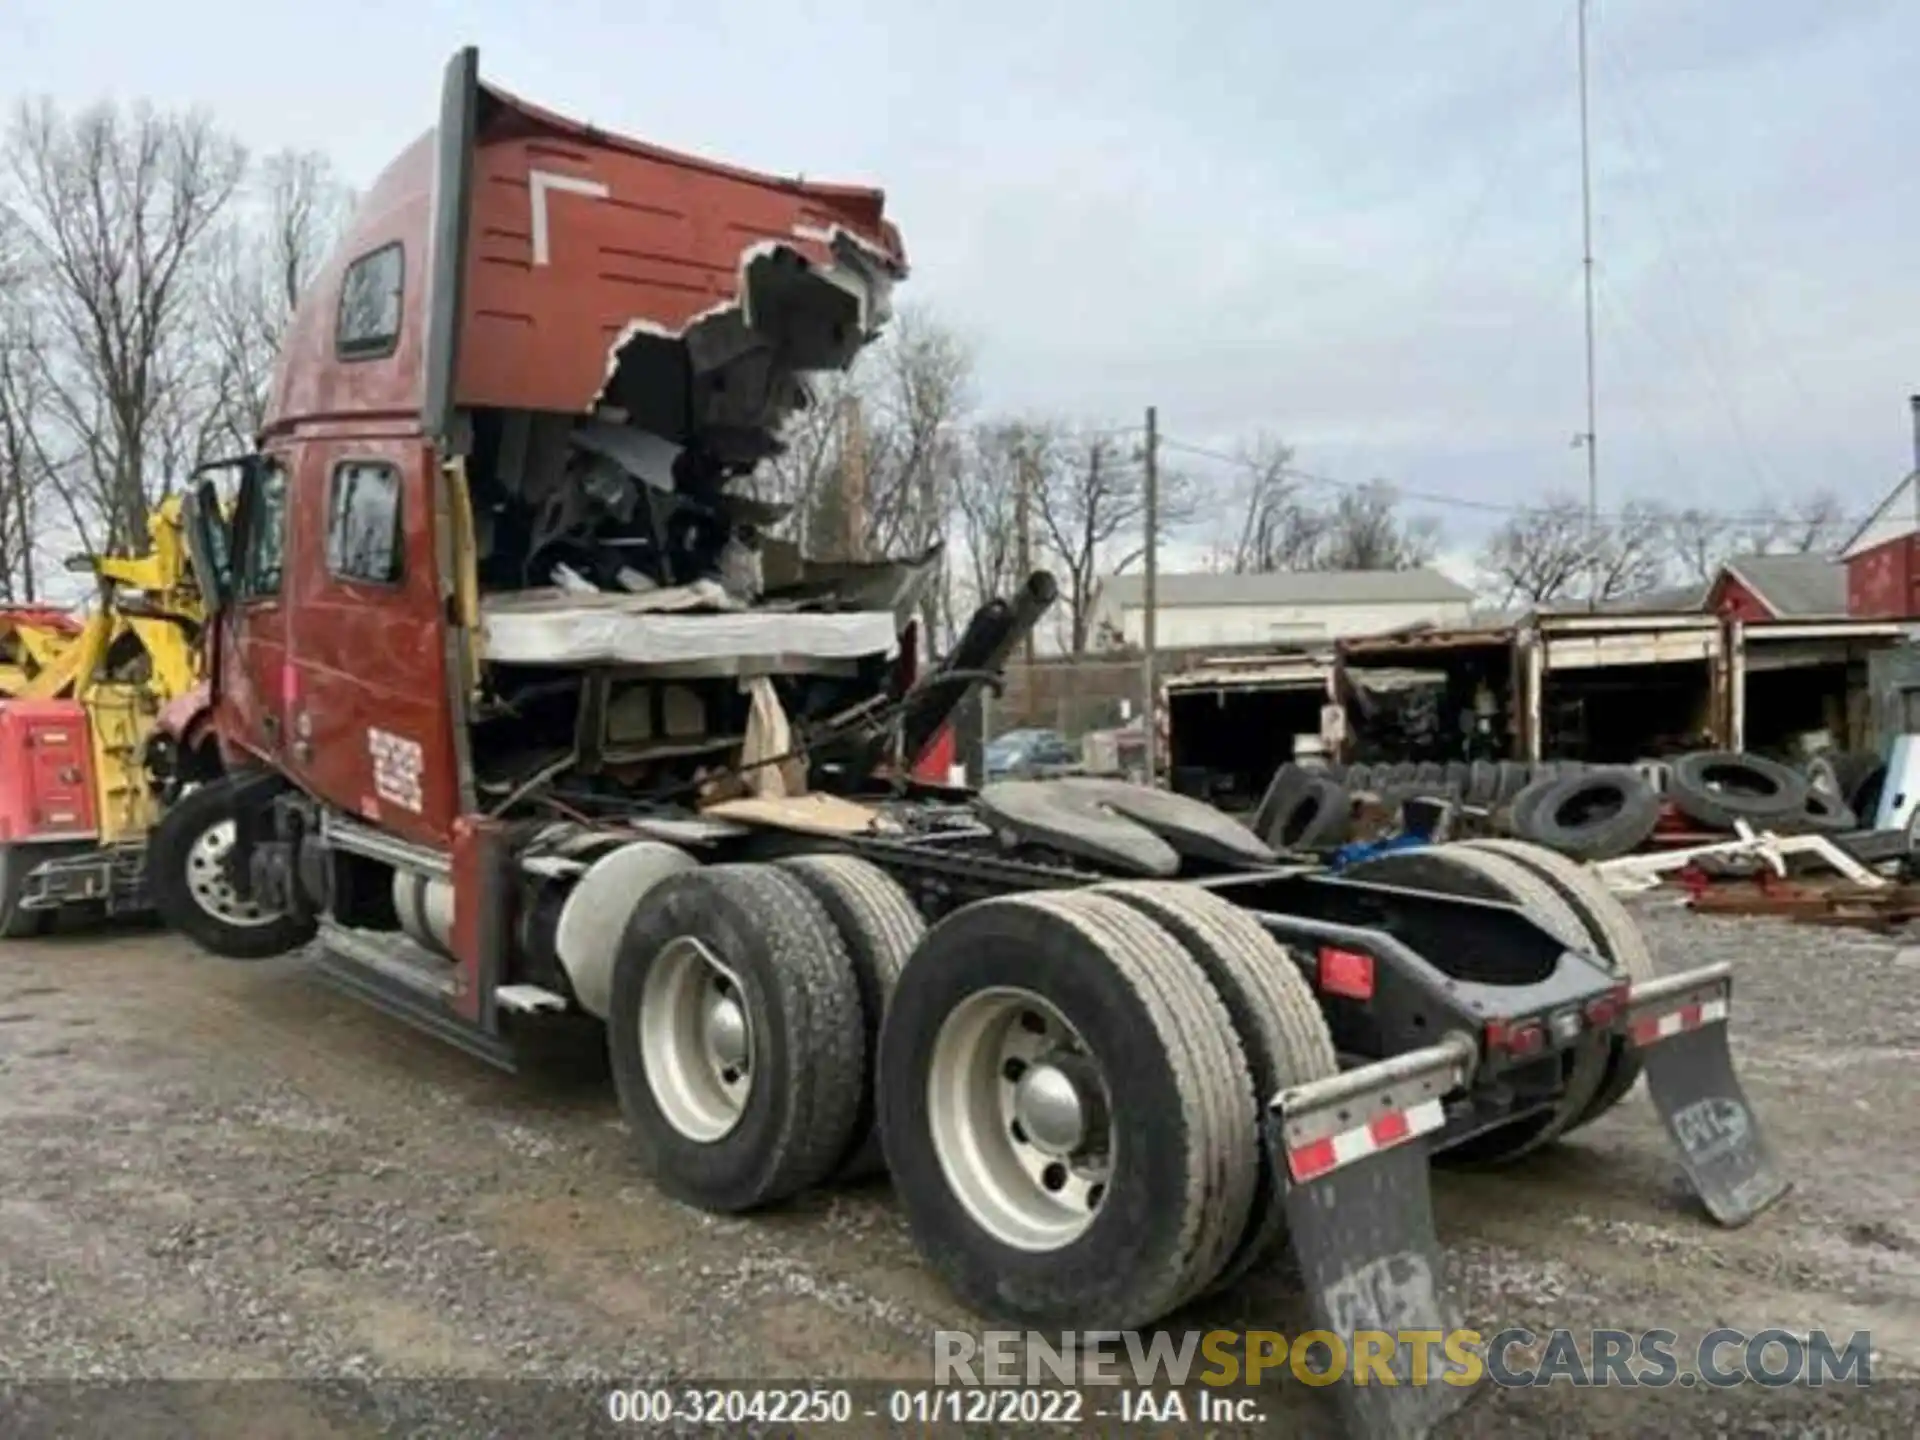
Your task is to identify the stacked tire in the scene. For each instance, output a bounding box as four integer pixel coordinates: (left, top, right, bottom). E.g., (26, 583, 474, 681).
(1505, 767, 1659, 862)
(1667, 750, 1866, 836)
(1805, 750, 1884, 829)
(1251, 763, 1353, 853)
(1260, 744, 1878, 866)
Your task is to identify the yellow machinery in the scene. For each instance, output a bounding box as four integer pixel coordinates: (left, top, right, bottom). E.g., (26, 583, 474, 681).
(0, 498, 206, 935)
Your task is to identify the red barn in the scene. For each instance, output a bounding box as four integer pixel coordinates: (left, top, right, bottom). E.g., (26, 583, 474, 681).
(1707, 554, 1848, 622)
(1840, 397, 1920, 618)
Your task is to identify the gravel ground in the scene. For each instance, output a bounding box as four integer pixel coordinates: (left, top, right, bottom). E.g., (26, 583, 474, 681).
(0, 897, 1915, 1436)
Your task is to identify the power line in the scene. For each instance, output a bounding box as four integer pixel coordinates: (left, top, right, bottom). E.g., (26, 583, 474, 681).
(1157, 433, 1874, 530)
(1597, 24, 1885, 491)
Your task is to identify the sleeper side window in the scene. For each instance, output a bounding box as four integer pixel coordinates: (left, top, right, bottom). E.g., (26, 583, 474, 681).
(335, 242, 404, 360)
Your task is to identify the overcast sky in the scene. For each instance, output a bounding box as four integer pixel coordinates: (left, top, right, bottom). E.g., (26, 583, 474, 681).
(7, 0, 1913, 569)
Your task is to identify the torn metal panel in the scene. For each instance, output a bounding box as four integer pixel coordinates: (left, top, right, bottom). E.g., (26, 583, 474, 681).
(457, 80, 907, 431)
(1337, 624, 1515, 661)
(266, 48, 907, 467)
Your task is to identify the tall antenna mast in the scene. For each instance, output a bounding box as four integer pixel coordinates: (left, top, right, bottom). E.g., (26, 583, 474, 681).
(1578, 0, 1601, 605)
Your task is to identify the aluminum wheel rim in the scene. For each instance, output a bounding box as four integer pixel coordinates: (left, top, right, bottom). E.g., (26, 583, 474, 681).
(640, 936, 753, 1143)
(184, 820, 275, 927)
(927, 987, 1113, 1252)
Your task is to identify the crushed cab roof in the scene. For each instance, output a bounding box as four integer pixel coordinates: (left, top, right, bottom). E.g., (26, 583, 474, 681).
(266, 48, 907, 437)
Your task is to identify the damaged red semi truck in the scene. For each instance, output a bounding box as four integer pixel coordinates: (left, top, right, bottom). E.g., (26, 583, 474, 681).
(149, 48, 1787, 1438)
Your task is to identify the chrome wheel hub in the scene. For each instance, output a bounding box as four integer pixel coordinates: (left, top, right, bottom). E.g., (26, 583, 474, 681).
(184, 820, 275, 927)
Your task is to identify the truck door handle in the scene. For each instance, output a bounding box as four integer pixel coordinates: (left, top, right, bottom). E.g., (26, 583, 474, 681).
(263, 714, 280, 739)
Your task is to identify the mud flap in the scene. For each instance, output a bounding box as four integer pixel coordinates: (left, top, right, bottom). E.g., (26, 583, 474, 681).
(1274, 1036, 1481, 1440)
(1627, 961, 1789, 1225)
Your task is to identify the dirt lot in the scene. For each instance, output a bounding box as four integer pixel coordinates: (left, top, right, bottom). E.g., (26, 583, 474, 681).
(0, 898, 1915, 1436)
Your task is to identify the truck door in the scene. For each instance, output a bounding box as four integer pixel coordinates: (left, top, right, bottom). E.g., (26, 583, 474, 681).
(220, 454, 294, 765)
(282, 438, 458, 847)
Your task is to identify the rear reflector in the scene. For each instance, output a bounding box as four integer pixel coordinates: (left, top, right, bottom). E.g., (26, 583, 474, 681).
(1316, 946, 1375, 1001)
(1286, 1095, 1446, 1183)
(1629, 996, 1729, 1047)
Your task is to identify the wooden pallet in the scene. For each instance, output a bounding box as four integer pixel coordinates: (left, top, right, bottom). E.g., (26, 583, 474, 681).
(1688, 877, 1920, 930)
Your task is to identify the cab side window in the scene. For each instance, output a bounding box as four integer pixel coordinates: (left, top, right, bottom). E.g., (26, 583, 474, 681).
(235, 459, 290, 600)
(327, 461, 404, 585)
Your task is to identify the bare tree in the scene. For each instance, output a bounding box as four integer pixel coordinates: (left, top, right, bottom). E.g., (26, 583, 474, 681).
(1477, 497, 1593, 607)
(0, 304, 53, 600)
(207, 150, 353, 450)
(1314, 481, 1441, 571)
(1745, 490, 1848, 556)
(1588, 500, 1670, 602)
(1665, 490, 1848, 585)
(758, 367, 854, 555)
(951, 419, 1045, 618)
(760, 306, 970, 567)
(1205, 432, 1327, 573)
(2, 98, 246, 549)
(1036, 428, 1196, 654)
(859, 307, 970, 560)
(1034, 430, 1125, 655)
(1664, 506, 1735, 585)
(1477, 491, 1668, 608)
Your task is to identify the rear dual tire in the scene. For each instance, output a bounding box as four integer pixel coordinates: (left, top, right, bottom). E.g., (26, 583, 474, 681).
(774, 854, 923, 1179)
(610, 858, 1345, 1325)
(608, 863, 867, 1212)
(1341, 843, 1609, 1163)
(1096, 881, 1336, 1294)
(879, 889, 1258, 1327)
(879, 886, 1339, 1327)
(1456, 838, 1654, 1130)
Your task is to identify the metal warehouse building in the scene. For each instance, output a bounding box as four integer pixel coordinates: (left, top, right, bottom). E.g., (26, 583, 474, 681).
(1092, 568, 1474, 651)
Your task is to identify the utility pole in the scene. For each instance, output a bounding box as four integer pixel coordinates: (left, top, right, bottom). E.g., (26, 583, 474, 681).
(841, 392, 868, 562)
(1141, 406, 1160, 787)
(1577, 0, 1601, 608)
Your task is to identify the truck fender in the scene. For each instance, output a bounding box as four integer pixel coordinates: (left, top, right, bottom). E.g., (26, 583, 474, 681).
(552, 840, 698, 1020)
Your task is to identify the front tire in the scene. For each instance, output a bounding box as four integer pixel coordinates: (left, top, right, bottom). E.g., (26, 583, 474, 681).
(147, 776, 315, 959)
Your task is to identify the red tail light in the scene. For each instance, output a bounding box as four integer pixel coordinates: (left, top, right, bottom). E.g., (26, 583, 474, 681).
(1485, 1017, 1546, 1057)
(1316, 947, 1376, 1001)
(1583, 983, 1630, 1030)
